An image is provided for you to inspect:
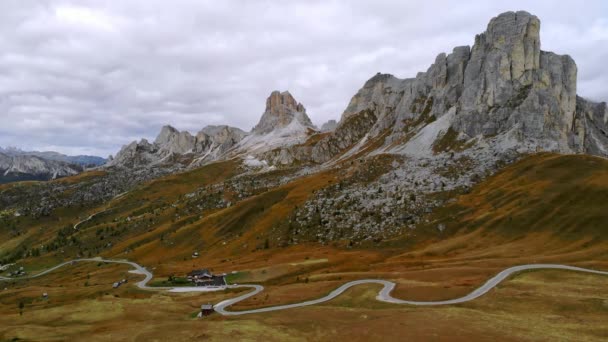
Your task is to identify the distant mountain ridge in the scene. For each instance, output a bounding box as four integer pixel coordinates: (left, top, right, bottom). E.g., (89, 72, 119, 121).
(0, 147, 106, 184)
(0, 147, 107, 167)
(0, 153, 82, 184)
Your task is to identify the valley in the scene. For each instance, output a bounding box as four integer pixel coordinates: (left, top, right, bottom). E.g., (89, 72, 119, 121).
(1, 153, 607, 341)
(1, 9, 607, 341)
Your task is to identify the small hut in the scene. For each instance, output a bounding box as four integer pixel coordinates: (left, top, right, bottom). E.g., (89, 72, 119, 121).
(200, 303, 214, 317)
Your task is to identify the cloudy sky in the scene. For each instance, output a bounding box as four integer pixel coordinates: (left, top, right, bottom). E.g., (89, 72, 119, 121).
(1, 0, 607, 157)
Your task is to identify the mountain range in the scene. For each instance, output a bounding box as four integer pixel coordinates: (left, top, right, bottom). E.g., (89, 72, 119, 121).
(0, 147, 106, 184)
(108, 11, 607, 172)
(3, 10, 607, 224)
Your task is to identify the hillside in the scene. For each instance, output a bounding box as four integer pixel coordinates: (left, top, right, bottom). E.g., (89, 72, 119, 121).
(1, 153, 607, 341)
(403, 153, 608, 260)
(437, 153, 608, 238)
(2, 153, 607, 276)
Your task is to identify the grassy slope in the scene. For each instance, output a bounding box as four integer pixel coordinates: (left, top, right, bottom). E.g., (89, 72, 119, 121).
(1, 153, 608, 340)
(407, 153, 608, 257)
(6, 153, 608, 273)
(116, 168, 340, 271)
(456, 153, 608, 237)
(0, 160, 240, 268)
(2, 153, 608, 303)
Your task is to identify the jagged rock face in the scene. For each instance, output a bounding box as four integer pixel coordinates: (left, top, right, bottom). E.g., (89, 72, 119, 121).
(0, 153, 82, 183)
(320, 120, 338, 132)
(199, 125, 247, 147)
(574, 97, 608, 156)
(109, 11, 607, 171)
(455, 11, 577, 151)
(108, 139, 159, 168)
(317, 44, 473, 160)
(233, 91, 318, 158)
(109, 125, 246, 168)
(193, 125, 247, 163)
(253, 91, 315, 134)
(108, 91, 314, 169)
(255, 12, 606, 165)
(155, 125, 197, 156)
(260, 110, 379, 165)
(312, 109, 379, 163)
(462, 11, 541, 106)
(0, 153, 11, 171)
(312, 10, 605, 162)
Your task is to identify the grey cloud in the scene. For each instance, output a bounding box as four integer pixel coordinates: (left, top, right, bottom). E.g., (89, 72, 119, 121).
(0, 0, 607, 157)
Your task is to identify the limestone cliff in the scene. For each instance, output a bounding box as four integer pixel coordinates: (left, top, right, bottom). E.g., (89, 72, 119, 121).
(108, 125, 246, 168)
(304, 11, 606, 164)
(109, 11, 608, 170)
(252, 91, 315, 134)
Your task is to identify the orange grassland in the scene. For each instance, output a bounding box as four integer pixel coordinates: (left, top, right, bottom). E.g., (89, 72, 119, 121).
(1, 153, 607, 341)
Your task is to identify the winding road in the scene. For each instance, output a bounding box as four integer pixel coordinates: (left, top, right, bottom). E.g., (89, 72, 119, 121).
(1, 258, 607, 316)
(73, 209, 113, 230)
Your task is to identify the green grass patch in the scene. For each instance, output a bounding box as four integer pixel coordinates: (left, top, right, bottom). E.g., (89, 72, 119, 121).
(148, 277, 192, 287)
(225, 271, 249, 285)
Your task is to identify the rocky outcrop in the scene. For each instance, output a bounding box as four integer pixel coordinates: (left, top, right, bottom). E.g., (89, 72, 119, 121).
(191, 125, 248, 165)
(248, 10, 607, 166)
(454, 11, 577, 152)
(320, 120, 338, 132)
(307, 11, 606, 162)
(109, 125, 246, 168)
(109, 11, 607, 171)
(198, 125, 247, 152)
(0, 153, 82, 183)
(574, 97, 608, 156)
(234, 91, 317, 157)
(258, 108, 380, 165)
(108, 91, 316, 168)
(311, 109, 379, 163)
(154, 125, 197, 157)
(107, 139, 159, 168)
(253, 91, 314, 134)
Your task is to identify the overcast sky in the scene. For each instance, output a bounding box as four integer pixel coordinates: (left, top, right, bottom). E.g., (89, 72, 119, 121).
(0, 0, 607, 157)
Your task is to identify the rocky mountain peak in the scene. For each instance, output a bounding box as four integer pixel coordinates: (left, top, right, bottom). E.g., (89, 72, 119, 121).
(253, 90, 314, 134)
(265, 90, 305, 115)
(154, 125, 181, 145)
(293, 10, 604, 165)
(195, 125, 247, 150)
(107, 10, 607, 171)
(456, 10, 578, 151)
(464, 10, 541, 93)
(109, 123, 247, 169)
(484, 11, 540, 74)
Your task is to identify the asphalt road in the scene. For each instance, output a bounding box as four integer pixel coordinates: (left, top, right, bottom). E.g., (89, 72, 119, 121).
(2, 258, 607, 316)
(73, 209, 112, 230)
